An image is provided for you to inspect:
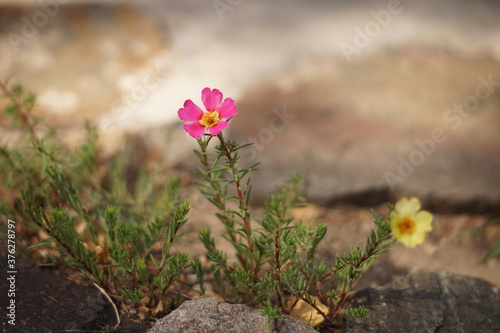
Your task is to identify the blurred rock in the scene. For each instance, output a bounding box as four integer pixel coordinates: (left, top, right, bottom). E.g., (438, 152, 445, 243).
(230, 48, 500, 213)
(0, 3, 171, 129)
(1, 1, 500, 214)
(148, 296, 316, 333)
(346, 271, 500, 332)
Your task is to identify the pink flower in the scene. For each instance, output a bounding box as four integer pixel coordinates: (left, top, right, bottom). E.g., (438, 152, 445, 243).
(178, 88, 238, 139)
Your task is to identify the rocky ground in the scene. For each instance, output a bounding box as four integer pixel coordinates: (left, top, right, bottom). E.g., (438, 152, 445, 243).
(0, 0, 499, 332)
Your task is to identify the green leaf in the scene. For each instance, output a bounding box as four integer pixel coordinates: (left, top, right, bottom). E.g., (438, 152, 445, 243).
(26, 239, 56, 249)
(485, 241, 500, 259)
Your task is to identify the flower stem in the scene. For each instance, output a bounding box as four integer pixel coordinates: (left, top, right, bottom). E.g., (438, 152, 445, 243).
(274, 229, 283, 308)
(198, 135, 248, 270)
(217, 133, 257, 283)
(330, 235, 395, 317)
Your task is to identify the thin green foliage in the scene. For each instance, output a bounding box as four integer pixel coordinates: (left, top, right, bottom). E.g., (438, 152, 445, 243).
(0, 81, 433, 329)
(0, 81, 189, 314)
(192, 131, 396, 326)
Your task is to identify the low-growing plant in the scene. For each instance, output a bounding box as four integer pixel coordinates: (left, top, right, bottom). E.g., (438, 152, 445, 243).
(0, 81, 435, 331)
(0, 81, 190, 321)
(178, 87, 434, 328)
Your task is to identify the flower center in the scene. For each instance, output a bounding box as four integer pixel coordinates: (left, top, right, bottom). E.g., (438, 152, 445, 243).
(199, 111, 220, 128)
(400, 217, 416, 235)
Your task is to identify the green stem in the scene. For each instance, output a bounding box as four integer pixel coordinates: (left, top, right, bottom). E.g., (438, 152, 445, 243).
(217, 133, 257, 283)
(198, 135, 248, 271)
(274, 229, 283, 308)
(330, 236, 395, 317)
(0, 81, 37, 143)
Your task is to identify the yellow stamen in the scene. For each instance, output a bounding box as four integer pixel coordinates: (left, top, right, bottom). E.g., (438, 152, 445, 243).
(400, 217, 415, 235)
(199, 111, 220, 128)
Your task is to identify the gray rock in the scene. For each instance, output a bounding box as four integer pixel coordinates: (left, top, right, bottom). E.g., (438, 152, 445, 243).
(148, 296, 316, 333)
(346, 271, 500, 333)
(0, 3, 170, 129)
(148, 272, 500, 333)
(0, 258, 119, 333)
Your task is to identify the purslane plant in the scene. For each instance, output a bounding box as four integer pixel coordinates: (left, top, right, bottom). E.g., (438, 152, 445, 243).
(0, 80, 435, 329)
(0, 81, 190, 321)
(178, 87, 434, 327)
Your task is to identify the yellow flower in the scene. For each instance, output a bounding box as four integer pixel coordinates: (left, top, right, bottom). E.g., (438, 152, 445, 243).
(390, 197, 433, 248)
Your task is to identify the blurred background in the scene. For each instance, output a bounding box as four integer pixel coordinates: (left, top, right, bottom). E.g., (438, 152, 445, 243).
(1, 0, 499, 285)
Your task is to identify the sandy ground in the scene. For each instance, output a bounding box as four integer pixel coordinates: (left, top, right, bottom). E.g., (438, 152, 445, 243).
(175, 191, 500, 289)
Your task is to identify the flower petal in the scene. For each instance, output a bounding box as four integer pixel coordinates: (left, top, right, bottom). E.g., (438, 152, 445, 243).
(208, 121, 228, 136)
(400, 232, 425, 248)
(391, 196, 433, 248)
(201, 88, 223, 111)
(395, 197, 421, 217)
(414, 211, 433, 232)
(218, 98, 238, 119)
(183, 122, 206, 139)
(178, 100, 203, 121)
